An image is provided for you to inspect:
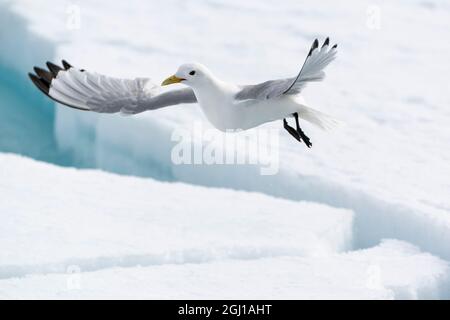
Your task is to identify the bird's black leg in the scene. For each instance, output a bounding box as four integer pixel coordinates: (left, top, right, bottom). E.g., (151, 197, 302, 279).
(283, 118, 301, 142)
(293, 112, 312, 148)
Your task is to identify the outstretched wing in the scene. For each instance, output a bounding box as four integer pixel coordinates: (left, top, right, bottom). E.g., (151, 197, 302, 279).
(28, 60, 197, 114)
(235, 38, 337, 101)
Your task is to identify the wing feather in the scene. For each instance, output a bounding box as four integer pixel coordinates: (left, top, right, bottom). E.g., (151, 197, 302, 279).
(28, 61, 197, 114)
(235, 38, 337, 101)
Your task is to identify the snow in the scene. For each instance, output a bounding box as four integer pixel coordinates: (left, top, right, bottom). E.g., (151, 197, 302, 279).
(1, 155, 449, 299)
(0, 238, 448, 300)
(0, 0, 450, 299)
(0, 154, 353, 276)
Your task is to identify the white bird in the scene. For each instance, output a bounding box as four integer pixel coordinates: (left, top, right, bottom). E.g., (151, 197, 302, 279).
(29, 38, 339, 148)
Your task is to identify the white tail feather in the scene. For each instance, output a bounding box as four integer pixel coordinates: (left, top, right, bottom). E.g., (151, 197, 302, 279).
(298, 104, 343, 131)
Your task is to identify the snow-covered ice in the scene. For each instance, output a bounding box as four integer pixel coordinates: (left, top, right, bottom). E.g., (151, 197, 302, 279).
(0, 238, 448, 300)
(0, 154, 353, 277)
(1, 0, 450, 299)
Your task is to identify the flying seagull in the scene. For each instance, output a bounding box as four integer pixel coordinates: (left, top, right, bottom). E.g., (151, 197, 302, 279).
(29, 38, 339, 148)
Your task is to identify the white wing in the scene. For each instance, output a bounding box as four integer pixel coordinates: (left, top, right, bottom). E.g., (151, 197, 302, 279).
(29, 60, 197, 114)
(235, 38, 337, 101)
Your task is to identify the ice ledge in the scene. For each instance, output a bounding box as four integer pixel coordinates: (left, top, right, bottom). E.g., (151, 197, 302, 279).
(0, 153, 353, 278)
(0, 239, 448, 299)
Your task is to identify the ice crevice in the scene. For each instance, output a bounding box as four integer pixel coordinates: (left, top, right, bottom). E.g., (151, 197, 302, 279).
(0, 246, 342, 280)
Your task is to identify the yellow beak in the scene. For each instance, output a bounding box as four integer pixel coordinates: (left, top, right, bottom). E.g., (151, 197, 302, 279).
(161, 75, 185, 86)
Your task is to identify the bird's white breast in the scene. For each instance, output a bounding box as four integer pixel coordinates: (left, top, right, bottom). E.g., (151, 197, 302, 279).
(192, 82, 239, 131)
(192, 80, 302, 131)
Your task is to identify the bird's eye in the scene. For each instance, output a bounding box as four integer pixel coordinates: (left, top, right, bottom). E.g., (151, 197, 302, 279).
(189, 70, 196, 76)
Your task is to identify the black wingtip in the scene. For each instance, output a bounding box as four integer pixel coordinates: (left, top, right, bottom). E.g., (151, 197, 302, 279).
(33, 66, 53, 84)
(332, 44, 338, 49)
(62, 60, 72, 70)
(46, 61, 63, 77)
(28, 72, 50, 94)
(312, 39, 319, 50)
(29, 70, 90, 112)
(308, 39, 319, 56)
(28, 72, 36, 82)
(322, 37, 330, 48)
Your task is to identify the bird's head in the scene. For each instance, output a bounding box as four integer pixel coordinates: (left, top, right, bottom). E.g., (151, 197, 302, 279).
(161, 63, 212, 88)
